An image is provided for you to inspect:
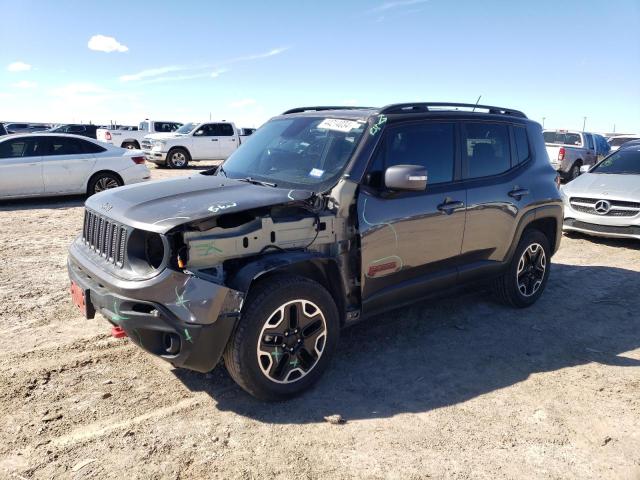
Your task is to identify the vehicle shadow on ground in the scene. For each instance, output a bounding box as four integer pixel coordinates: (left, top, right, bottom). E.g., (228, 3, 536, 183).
(0, 195, 85, 211)
(563, 231, 640, 250)
(174, 263, 640, 423)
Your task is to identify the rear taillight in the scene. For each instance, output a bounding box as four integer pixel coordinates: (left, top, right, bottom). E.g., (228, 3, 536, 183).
(131, 156, 145, 165)
(558, 147, 565, 161)
(105, 131, 112, 141)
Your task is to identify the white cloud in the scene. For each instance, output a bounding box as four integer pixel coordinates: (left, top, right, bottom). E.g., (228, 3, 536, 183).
(229, 98, 257, 109)
(119, 66, 183, 82)
(7, 61, 32, 72)
(117, 47, 288, 84)
(88, 34, 129, 53)
(11, 80, 37, 89)
(369, 0, 428, 13)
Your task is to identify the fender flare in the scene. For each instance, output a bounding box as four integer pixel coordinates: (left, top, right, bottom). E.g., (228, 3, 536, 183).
(226, 251, 335, 292)
(505, 204, 563, 262)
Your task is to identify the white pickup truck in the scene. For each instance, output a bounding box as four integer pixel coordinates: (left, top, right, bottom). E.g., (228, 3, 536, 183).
(97, 120, 183, 150)
(141, 121, 241, 168)
(543, 130, 604, 181)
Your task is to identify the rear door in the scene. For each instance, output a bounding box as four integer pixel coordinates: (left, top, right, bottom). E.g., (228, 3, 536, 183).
(213, 123, 238, 158)
(458, 121, 531, 276)
(0, 137, 44, 197)
(583, 133, 597, 165)
(41, 136, 98, 193)
(358, 120, 466, 314)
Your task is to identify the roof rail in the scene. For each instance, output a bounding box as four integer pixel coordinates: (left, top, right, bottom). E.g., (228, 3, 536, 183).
(282, 106, 373, 115)
(379, 102, 527, 118)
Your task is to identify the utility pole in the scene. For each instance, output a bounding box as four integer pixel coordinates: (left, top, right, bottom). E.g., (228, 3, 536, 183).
(542, 117, 546, 128)
(582, 116, 587, 131)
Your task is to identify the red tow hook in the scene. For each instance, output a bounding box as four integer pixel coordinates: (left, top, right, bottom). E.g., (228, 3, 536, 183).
(111, 326, 127, 339)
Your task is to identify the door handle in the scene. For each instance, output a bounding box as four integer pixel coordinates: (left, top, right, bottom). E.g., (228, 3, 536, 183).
(437, 200, 464, 214)
(231, 138, 236, 142)
(508, 188, 530, 200)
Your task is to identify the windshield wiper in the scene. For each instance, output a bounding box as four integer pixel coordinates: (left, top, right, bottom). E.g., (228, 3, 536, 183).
(237, 177, 278, 188)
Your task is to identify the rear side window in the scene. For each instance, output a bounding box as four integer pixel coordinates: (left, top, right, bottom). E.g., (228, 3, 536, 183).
(585, 134, 594, 150)
(47, 137, 86, 155)
(369, 121, 456, 186)
(139, 121, 149, 131)
(214, 123, 235, 136)
(80, 139, 106, 153)
(463, 122, 511, 178)
(513, 125, 530, 164)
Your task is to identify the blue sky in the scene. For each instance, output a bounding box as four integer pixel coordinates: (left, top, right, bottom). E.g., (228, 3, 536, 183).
(1, 0, 638, 133)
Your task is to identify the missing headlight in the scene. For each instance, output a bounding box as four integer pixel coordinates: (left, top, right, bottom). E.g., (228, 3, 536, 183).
(127, 230, 166, 274)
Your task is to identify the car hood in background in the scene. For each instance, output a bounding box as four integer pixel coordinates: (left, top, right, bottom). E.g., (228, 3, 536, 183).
(85, 174, 314, 234)
(563, 173, 640, 200)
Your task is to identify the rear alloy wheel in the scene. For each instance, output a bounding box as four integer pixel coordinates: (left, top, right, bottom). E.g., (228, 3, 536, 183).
(88, 172, 122, 196)
(223, 275, 339, 401)
(492, 229, 551, 308)
(568, 162, 581, 181)
(167, 148, 190, 169)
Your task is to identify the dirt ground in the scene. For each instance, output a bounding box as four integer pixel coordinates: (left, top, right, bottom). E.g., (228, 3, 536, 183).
(0, 163, 639, 480)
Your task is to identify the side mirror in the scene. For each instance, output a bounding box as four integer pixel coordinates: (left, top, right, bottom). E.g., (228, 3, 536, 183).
(580, 165, 590, 174)
(194, 130, 204, 136)
(384, 164, 428, 191)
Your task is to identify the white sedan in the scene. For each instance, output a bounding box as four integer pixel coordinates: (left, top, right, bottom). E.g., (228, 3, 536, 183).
(0, 133, 150, 199)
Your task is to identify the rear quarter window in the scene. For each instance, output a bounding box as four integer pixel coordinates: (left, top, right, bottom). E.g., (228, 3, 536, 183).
(513, 125, 530, 164)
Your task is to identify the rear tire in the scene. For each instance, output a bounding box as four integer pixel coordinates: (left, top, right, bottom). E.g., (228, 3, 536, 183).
(567, 161, 582, 181)
(167, 148, 190, 169)
(87, 172, 123, 196)
(493, 229, 551, 308)
(223, 275, 340, 401)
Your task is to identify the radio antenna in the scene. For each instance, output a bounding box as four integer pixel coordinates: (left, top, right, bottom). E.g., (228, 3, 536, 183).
(472, 95, 482, 112)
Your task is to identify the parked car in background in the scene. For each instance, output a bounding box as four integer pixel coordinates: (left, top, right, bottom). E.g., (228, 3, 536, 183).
(142, 121, 241, 168)
(4, 123, 51, 134)
(0, 133, 150, 199)
(543, 130, 603, 180)
(67, 102, 562, 400)
(238, 127, 256, 144)
(608, 134, 640, 151)
(562, 146, 640, 240)
(0, 123, 7, 136)
(97, 120, 182, 150)
(48, 124, 99, 139)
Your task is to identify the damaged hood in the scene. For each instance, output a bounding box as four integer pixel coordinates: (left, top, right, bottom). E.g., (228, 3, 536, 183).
(85, 174, 314, 233)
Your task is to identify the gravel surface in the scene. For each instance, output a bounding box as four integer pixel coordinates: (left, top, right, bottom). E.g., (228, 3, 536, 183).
(1, 163, 639, 479)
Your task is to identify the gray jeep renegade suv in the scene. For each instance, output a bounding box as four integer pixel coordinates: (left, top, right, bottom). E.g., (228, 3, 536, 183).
(68, 103, 563, 400)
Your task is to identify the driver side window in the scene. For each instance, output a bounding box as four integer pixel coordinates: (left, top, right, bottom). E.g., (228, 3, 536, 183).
(367, 121, 456, 189)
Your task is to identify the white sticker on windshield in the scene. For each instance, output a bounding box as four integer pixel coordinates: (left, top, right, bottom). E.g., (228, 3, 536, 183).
(317, 118, 360, 132)
(309, 168, 324, 178)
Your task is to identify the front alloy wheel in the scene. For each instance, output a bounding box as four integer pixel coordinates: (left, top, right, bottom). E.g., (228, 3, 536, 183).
(257, 300, 328, 384)
(223, 275, 339, 401)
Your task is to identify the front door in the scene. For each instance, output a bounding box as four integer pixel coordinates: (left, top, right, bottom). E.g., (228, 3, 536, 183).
(191, 123, 221, 160)
(0, 137, 44, 197)
(358, 120, 466, 315)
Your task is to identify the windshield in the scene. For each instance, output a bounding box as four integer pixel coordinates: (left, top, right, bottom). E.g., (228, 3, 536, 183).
(543, 131, 582, 146)
(218, 117, 367, 190)
(175, 122, 198, 134)
(591, 148, 640, 175)
(609, 136, 639, 147)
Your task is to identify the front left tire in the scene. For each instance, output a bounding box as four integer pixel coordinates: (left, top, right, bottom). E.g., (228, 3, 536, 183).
(223, 275, 340, 401)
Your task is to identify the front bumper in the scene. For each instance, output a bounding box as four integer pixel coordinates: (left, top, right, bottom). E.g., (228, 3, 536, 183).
(67, 240, 244, 372)
(564, 218, 640, 239)
(142, 149, 167, 164)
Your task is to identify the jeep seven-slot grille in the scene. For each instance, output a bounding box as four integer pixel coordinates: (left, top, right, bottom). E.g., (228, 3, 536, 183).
(82, 210, 127, 267)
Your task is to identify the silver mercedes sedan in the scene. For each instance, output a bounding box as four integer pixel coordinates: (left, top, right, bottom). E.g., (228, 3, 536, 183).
(561, 146, 640, 240)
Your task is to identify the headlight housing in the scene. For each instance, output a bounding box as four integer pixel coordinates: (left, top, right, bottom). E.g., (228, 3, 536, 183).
(153, 141, 166, 148)
(127, 229, 167, 275)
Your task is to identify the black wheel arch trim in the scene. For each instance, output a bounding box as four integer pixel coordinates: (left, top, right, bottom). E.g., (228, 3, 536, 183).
(506, 204, 563, 263)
